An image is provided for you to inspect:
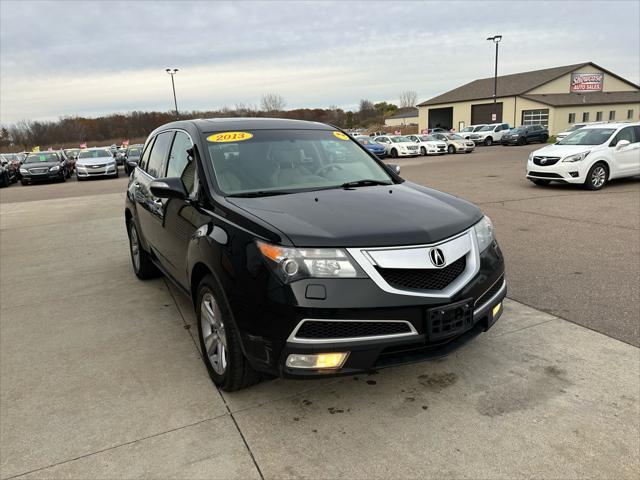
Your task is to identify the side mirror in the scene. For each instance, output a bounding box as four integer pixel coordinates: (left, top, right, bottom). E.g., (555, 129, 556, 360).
(386, 163, 401, 175)
(150, 177, 188, 199)
(615, 140, 630, 150)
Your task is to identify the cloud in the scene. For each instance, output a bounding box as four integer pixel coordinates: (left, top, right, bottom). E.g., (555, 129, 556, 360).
(1, 0, 638, 123)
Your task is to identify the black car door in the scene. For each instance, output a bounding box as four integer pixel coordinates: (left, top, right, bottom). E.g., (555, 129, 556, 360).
(134, 131, 175, 262)
(152, 130, 203, 287)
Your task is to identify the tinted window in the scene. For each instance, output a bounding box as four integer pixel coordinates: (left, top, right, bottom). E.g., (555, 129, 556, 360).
(611, 127, 637, 146)
(558, 128, 615, 146)
(139, 136, 156, 171)
(166, 131, 196, 193)
(146, 131, 174, 177)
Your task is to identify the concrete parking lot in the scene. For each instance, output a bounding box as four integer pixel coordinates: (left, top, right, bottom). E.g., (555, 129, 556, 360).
(1, 148, 639, 479)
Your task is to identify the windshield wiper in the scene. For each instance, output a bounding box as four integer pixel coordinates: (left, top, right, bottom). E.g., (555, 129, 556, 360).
(227, 190, 294, 198)
(341, 179, 392, 189)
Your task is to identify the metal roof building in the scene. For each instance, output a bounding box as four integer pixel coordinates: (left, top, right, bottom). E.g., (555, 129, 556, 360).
(417, 62, 639, 135)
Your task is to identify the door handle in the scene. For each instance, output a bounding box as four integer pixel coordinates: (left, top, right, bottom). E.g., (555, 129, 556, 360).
(132, 182, 140, 189)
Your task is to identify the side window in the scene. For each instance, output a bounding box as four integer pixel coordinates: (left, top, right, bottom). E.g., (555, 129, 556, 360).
(634, 126, 640, 142)
(611, 127, 636, 147)
(146, 131, 174, 178)
(166, 131, 196, 193)
(139, 136, 156, 172)
(502, 124, 509, 130)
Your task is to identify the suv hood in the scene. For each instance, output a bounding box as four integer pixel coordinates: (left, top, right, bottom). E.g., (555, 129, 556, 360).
(532, 143, 596, 157)
(227, 182, 483, 247)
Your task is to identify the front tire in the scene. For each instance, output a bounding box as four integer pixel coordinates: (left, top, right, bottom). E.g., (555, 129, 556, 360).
(447, 145, 455, 154)
(420, 147, 426, 156)
(391, 148, 398, 158)
(196, 275, 261, 391)
(127, 219, 160, 279)
(517, 137, 526, 146)
(484, 137, 493, 146)
(585, 162, 608, 190)
(0, 172, 8, 188)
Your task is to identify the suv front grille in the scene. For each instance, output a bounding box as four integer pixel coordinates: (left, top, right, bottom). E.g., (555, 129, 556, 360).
(295, 320, 412, 340)
(533, 156, 560, 166)
(376, 256, 466, 291)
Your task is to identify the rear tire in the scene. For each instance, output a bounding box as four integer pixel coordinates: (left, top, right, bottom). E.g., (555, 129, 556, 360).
(541, 135, 549, 143)
(585, 162, 608, 190)
(531, 179, 551, 186)
(484, 137, 493, 146)
(517, 137, 526, 146)
(196, 275, 261, 391)
(0, 172, 8, 188)
(127, 219, 160, 279)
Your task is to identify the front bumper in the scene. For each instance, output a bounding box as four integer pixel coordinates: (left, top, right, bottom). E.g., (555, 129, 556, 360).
(526, 159, 587, 184)
(234, 239, 506, 378)
(21, 171, 64, 182)
(76, 164, 118, 177)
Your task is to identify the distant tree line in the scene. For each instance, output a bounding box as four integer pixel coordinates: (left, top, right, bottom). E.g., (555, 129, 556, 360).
(0, 90, 418, 150)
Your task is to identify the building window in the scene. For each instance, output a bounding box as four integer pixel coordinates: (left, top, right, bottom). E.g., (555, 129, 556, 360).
(568, 113, 576, 124)
(521, 109, 549, 127)
(628, 109, 634, 119)
(596, 111, 603, 121)
(609, 110, 616, 121)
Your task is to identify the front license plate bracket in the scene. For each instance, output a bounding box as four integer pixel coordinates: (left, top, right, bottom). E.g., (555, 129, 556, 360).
(426, 299, 473, 341)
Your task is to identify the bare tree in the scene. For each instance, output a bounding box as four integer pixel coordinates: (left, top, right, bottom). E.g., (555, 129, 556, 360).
(398, 90, 418, 108)
(260, 93, 286, 113)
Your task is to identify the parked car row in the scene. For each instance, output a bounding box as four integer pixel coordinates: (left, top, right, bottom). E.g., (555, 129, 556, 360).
(354, 133, 474, 158)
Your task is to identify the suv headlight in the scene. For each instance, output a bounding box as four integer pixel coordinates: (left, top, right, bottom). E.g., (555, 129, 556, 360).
(49, 165, 60, 172)
(563, 151, 590, 162)
(19, 168, 28, 174)
(474, 216, 495, 253)
(257, 241, 366, 283)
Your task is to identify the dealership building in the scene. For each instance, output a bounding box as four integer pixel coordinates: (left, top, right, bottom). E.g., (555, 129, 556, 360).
(417, 62, 640, 135)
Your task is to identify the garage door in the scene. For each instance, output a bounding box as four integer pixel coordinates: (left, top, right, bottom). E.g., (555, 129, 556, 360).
(471, 103, 503, 124)
(521, 109, 549, 127)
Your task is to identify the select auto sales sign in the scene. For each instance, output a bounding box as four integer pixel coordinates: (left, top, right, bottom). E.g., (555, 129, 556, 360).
(570, 73, 604, 92)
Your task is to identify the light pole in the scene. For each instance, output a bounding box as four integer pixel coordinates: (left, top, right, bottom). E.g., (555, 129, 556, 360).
(165, 68, 179, 119)
(486, 35, 502, 120)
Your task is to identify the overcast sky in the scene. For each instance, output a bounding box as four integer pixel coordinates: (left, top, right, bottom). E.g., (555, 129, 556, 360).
(1, 0, 639, 124)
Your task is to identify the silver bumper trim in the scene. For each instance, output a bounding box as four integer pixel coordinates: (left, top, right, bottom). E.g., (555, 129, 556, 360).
(473, 279, 507, 317)
(287, 318, 419, 345)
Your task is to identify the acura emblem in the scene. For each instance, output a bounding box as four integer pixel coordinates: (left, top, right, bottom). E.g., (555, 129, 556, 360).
(429, 248, 446, 267)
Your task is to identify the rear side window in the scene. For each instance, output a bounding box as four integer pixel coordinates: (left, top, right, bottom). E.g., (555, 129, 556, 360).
(139, 137, 156, 172)
(166, 131, 196, 193)
(146, 131, 175, 177)
(611, 126, 637, 146)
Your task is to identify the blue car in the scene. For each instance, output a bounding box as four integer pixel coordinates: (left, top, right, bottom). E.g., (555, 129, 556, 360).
(356, 136, 387, 158)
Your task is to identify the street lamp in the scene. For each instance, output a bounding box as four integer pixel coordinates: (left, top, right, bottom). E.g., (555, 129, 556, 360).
(165, 68, 179, 119)
(486, 35, 502, 120)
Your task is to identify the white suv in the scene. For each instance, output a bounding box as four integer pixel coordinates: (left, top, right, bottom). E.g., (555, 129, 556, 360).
(374, 135, 420, 158)
(470, 123, 511, 146)
(458, 124, 487, 139)
(526, 122, 640, 190)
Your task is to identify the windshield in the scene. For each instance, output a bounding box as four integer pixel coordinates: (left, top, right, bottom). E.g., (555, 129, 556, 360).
(78, 149, 112, 159)
(205, 129, 392, 195)
(390, 137, 410, 143)
(3, 154, 18, 161)
(558, 128, 616, 145)
(127, 147, 142, 156)
(479, 125, 495, 132)
(24, 152, 59, 163)
(64, 149, 80, 155)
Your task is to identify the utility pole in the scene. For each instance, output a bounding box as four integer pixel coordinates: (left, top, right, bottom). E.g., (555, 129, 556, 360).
(165, 68, 179, 119)
(486, 35, 502, 121)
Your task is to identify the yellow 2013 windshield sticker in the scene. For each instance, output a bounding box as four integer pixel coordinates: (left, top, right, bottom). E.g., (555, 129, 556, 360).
(207, 132, 253, 143)
(333, 131, 349, 140)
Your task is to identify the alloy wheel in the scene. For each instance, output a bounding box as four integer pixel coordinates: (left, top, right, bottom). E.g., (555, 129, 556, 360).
(129, 224, 140, 272)
(201, 292, 227, 375)
(591, 166, 606, 189)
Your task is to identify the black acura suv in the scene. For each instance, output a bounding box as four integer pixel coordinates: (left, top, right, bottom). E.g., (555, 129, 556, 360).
(125, 118, 506, 391)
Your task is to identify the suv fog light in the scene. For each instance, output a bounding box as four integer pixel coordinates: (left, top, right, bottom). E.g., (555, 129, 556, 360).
(493, 302, 502, 317)
(569, 171, 579, 178)
(286, 352, 349, 369)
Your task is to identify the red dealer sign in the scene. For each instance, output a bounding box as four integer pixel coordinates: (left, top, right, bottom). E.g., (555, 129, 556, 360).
(570, 73, 604, 92)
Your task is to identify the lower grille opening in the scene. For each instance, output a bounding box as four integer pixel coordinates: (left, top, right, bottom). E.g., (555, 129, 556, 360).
(295, 320, 412, 340)
(527, 171, 563, 178)
(375, 256, 466, 291)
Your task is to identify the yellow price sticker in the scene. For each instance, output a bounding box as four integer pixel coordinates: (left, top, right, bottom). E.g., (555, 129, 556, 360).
(333, 131, 349, 141)
(207, 131, 253, 143)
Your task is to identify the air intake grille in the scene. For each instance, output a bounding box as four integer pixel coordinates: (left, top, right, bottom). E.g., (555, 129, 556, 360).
(376, 256, 466, 291)
(295, 320, 412, 340)
(533, 156, 560, 166)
